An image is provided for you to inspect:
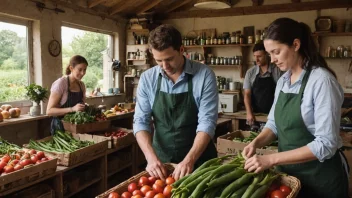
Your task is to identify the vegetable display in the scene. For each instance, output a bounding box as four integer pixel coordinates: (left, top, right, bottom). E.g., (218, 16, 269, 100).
(104, 129, 129, 138)
(233, 132, 278, 147)
(63, 104, 107, 124)
(0, 137, 21, 155)
(28, 131, 94, 153)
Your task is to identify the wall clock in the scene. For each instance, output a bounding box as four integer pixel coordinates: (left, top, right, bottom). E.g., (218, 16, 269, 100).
(48, 39, 61, 57)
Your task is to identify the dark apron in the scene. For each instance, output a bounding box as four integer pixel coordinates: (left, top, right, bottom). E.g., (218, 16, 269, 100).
(275, 71, 349, 198)
(50, 77, 84, 135)
(251, 72, 276, 114)
(151, 73, 217, 168)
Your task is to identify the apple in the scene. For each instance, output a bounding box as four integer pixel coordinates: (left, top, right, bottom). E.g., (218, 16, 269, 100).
(1, 105, 12, 111)
(9, 108, 21, 118)
(1, 111, 10, 119)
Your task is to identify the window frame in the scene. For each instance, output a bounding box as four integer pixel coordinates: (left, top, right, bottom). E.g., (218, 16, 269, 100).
(0, 15, 33, 106)
(61, 22, 115, 92)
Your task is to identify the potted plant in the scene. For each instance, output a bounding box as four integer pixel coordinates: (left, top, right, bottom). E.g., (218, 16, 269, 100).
(25, 84, 49, 116)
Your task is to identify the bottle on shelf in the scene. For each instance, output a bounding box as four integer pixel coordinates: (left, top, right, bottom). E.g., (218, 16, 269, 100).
(255, 30, 261, 44)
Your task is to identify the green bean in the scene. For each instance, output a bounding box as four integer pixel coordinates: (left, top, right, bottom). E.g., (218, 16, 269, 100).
(172, 174, 190, 188)
(241, 174, 264, 198)
(229, 184, 249, 198)
(204, 186, 223, 198)
(179, 165, 220, 188)
(220, 173, 255, 198)
(207, 168, 246, 189)
(209, 164, 241, 180)
(190, 174, 213, 198)
(250, 183, 271, 198)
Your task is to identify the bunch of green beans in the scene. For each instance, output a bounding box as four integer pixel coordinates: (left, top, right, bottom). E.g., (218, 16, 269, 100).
(171, 153, 281, 198)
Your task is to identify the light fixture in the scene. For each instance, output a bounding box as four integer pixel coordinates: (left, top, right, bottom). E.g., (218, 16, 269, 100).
(194, 0, 231, 9)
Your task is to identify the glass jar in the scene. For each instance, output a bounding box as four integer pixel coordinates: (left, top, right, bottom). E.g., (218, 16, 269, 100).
(255, 30, 261, 43)
(213, 37, 218, 45)
(248, 36, 254, 44)
(337, 45, 344, 58)
(239, 35, 244, 44)
(331, 48, 337, 58)
(215, 57, 220, 65)
(224, 57, 228, 65)
(220, 57, 224, 65)
(343, 46, 351, 58)
(226, 37, 231, 44)
(231, 57, 235, 65)
(231, 32, 236, 44)
(206, 37, 210, 45)
(235, 32, 240, 44)
(211, 57, 215, 65)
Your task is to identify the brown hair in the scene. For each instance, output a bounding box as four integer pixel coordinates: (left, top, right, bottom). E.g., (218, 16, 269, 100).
(148, 24, 182, 52)
(65, 55, 88, 75)
(265, 18, 336, 78)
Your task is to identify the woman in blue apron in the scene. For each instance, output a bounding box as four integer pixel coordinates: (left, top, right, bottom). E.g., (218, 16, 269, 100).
(242, 18, 349, 198)
(47, 55, 88, 134)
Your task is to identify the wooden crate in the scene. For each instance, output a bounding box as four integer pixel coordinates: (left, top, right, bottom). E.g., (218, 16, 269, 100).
(26, 136, 108, 166)
(96, 164, 175, 198)
(0, 159, 57, 193)
(62, 120, 111, 134)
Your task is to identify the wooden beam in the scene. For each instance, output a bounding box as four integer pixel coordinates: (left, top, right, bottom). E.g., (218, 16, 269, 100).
(88, 0, 106, 8)
(109, 0, 136, 15)
(159, 0, 352, 19)
(135, 0, 163, 14)
(46, 0, 127, 22)
(165, 0, 193, 13)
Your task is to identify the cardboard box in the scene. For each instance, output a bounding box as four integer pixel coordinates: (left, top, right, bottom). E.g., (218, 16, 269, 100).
(0, 159, 57, 193)
(96, 164, 175, 198)
(217, 131, 278, 155)
(62, 120, 111, 134)
(26, 136, 108, 166)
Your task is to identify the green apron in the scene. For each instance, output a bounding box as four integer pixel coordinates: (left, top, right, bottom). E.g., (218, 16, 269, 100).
(151, 73, 217, 168)
(275, 71, 349, 198)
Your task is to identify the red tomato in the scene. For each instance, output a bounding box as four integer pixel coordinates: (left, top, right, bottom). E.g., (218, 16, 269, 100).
(2, 155, 10, 163)
(108, 192, 120, 198)
(121, 191, 132, 198)
(20, 159, 32, 166)
(154, 193, 166, 198)
(41, 157, 49, 162)
(36, 151, 45, 160)
(145, 191, 156, 198)
(152, 184, 163, 194)
(139, 176, 149, 186)
(163, 185, 172, 198)
(3, 165, 14, 173)
(140, 185, 152, 195)
(155, 180, 165, 188)
(14, 164, 23, 171)
(128, 183, 138, 193)
(21, 153, 30, 160)
(13, 154, 21, 160)
(132, 190, 143, 196)
(131, 195, 142, 198)
(148, 176, 156, 184)
(29, 149, 37, 155)
(30, 155, 38, 163)
(280, 185, 292, 196)
(165, 177, 175, 185)
(271, 190, 286, 198)
(9, 159, 19, 166)
(267, 183, 279, 197)
(0, 160, 7, 169)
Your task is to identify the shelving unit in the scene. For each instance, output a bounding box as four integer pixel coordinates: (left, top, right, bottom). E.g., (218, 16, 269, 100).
(184, 44, 254, 48)
(312, 32, 352, 37)
(209, 64, 241, 67)
(313, 31, 352, 60)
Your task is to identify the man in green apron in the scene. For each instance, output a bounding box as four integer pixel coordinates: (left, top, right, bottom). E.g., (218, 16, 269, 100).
(133, 24, 218, 180)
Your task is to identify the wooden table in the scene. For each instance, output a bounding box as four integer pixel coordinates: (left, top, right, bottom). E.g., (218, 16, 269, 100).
(219, 111, 268, 130)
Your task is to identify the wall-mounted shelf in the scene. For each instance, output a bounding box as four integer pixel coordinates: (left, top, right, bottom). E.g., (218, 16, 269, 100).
(184, 44, 254, 48)
(313, 32, 352, 37)
(209, 64, 241, 67)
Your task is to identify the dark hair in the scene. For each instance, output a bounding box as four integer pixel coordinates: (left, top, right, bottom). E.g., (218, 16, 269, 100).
(148, 24, 182, 52)
(265, 18, 336, 78)
(253, 42, 266, 52)
(65, 55, 88, 75)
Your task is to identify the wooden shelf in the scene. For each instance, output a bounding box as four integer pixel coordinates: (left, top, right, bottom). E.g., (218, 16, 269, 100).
(0, 114, 49, 127)
(56, 152, 106, 173)
(107, 163, 133, 177)
(64, 177, 102, 198)
(209, 64, 241, 67)
(184, 44, 254, 48)
(313, 32, 352, 37)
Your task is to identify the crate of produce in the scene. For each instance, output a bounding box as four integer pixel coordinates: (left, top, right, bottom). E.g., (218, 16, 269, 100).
(96, 163, 175, 198)
(74, 127, 135, 149)
(62, 110, 111, 134)
(217, 130, 278, 155)
(26, 131, 108, 166)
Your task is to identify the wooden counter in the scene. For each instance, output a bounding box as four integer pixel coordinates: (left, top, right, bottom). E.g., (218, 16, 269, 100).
(0, 114, 48, 127)
(219, 111, 268, 130)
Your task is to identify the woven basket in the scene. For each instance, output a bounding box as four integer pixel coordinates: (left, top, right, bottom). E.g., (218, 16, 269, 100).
(279, 175, 301, 198)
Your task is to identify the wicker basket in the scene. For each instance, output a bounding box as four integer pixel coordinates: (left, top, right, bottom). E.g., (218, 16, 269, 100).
(279, 175, 301, 198)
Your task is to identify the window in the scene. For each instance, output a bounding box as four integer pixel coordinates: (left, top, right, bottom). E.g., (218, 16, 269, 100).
(0, 19, 31, 103)
(61, 25, 114, 96)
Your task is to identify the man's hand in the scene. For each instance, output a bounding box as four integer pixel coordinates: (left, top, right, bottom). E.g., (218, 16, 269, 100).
(146, 159, 168, 181)
(172, 159, 195, 181)
(246, 113, 255, 126)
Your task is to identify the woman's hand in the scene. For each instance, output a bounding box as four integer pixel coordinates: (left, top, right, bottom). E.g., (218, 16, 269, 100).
(244, 154, 275, 173)
(242, 141, 257, 160)
(72, 103, 85, 112)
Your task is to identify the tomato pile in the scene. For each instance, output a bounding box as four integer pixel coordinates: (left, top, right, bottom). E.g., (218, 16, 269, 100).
(104, 129, 128, 138)
(108, 176, 175, 198)
(95, 113, 107, 122)
(267, 183, 292, 198)
(0, 149, 49, 175)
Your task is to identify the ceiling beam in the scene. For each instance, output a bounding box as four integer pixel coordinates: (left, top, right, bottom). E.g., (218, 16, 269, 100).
(88, 0, 106, 8)
(109, 0, 135, 15)
(135, 0, 163, 14)
(160, 0, 352, 19)
(165, 0, 193, 13)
